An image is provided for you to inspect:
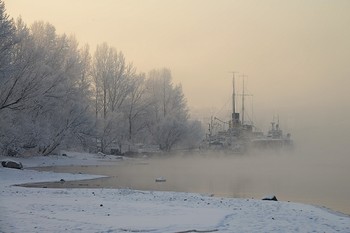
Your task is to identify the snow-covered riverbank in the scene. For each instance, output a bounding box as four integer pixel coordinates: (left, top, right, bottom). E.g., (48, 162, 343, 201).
(1, 153, 350, 233)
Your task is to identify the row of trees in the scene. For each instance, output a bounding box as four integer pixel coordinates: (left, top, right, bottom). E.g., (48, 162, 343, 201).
(0, 1, 203, 156)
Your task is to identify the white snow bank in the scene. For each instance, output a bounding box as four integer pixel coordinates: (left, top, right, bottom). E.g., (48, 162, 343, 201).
(0, 151, 125, 168)
(1, 153, 350, 233)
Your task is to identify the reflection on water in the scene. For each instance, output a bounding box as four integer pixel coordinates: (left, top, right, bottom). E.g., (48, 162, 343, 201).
(26, 151, 350, 215)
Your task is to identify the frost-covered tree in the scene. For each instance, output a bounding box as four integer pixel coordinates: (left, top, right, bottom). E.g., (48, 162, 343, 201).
(0, 7, 33, 154)
(179, 120, 205, 150)
(20, 22, 93, 155)
(144, 68, 190, 151)
(0, 0, 16, 74)
(0, 2, 21, 111)
(92, 43, 136, 153)
(0, 18, 93, 156)
(124, 73, 149, 142)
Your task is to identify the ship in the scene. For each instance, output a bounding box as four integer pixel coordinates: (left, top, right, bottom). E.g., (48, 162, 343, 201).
(250, 119, 293, 151)
(202, 73, 293, 153)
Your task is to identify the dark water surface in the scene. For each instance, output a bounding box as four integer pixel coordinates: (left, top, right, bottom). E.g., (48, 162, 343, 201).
(25, 152, 350, 215)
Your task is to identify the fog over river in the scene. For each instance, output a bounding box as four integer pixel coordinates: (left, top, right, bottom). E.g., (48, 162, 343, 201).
(29, 147, 350, 216)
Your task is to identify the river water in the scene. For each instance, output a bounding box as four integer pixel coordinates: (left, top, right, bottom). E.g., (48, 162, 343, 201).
(26, 150, 350, 215)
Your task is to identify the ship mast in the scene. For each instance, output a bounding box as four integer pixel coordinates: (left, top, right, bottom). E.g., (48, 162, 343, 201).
(232, 73, 236, 118)
(240, 74, 248, 125)
(230, 72, 239, 127)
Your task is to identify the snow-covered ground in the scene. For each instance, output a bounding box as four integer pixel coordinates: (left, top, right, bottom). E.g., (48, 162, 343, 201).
(1, 153, 350, 233)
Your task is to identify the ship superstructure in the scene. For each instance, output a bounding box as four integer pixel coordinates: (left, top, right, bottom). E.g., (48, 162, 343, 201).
(203, 73, 293, 153)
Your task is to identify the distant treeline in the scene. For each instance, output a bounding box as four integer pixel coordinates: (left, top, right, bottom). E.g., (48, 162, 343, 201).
(0, 1, 204, 156)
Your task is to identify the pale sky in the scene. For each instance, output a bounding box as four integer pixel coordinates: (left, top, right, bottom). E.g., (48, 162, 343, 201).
(4, 0, 350, 143)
